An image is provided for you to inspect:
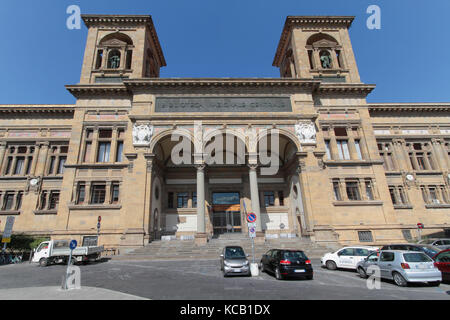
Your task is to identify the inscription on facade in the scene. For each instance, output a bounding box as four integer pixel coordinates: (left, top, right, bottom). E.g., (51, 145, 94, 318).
(155, 97, 292, 113)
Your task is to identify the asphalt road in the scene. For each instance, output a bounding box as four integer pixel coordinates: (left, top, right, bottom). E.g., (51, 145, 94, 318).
(0, 258, 449, 300)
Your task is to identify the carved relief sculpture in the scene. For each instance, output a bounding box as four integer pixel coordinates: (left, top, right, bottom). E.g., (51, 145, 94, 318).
(295, 122, 317, 144)
(133, 124, 154, 146)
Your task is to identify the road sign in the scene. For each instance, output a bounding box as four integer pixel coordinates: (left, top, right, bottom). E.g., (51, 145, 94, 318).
(1, 217, 15, 243)
(417, 223, 424, 229)
(69, 240, 77, 250)
(97, 222, 101, 229)
(98, 216, 102, 222)
(249, 226, 256, 238)
(247, 213, 257, 223)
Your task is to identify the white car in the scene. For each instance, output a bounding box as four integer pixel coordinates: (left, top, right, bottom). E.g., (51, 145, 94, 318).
(321, 246, 379, 270)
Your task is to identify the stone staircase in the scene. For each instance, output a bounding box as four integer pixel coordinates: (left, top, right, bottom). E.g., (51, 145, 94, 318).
(115, 235, 340, 261)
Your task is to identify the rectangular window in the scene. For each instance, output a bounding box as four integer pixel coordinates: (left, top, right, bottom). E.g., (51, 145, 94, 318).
(333, 181, 342, 201)
(111, 184, 120, 204)
(355, 140, 363, 160)
(48, 192, 60, 210)
(3, 193, 14, 210)
(97, 142, 111, 162)
(358, 231, 374, 242)
(365, 181, 374, 200)
(91, 185, 106, 204)
(5, 157, 12, 175)
(420, 187, 428, 203)
(39, 191, 47, 210)
(416, 154, 426, 170)
(429, 187, 439, 204)
(116, 142, 124, 162)
(57, 157, 66, 174)
(389, 187, 398, 205)
(337, 140, 350, 160)
(14, 157, 25, 175)
(177, 192, 188, 208)
(168, 192, 174, 209)
(48, 156, 56, 175)
(25, 156, 32, 175)
(346, 182, 361, 201)
(264, 191, 275, 207)
(15, 192, 23, 210)
(77, 184, 85, 204)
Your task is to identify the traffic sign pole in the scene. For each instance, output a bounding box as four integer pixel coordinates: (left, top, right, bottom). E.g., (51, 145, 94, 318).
(64, 240, 78, 290)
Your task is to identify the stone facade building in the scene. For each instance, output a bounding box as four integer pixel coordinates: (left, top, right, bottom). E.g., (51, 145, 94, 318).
(0, 15, 449, 249)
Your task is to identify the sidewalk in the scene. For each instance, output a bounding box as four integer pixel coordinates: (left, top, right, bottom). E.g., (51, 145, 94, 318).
(0, 286, 148, 300)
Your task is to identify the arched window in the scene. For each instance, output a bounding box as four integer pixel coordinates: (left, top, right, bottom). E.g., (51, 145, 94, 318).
(107, 50, 121, 69)
(96, 32, 134, 71)
(306, 33, 343, 70)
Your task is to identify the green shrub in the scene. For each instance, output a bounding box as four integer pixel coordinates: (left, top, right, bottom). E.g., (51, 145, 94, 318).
(4, 234, 50, 251)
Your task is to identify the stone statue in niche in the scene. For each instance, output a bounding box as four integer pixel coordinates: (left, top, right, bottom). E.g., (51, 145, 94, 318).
(320, 52, 332, 69)
(133, 124, 154, 146)
(296, 122, 316, 144)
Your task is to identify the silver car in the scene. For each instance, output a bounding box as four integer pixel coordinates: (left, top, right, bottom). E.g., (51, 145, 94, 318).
(220, 246, 250, 277)
(418, 238, 450, 250)
(356, 250, 442, 287)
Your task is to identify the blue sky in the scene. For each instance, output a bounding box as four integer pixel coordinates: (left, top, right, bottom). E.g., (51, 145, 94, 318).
(1, 0, 449, 104)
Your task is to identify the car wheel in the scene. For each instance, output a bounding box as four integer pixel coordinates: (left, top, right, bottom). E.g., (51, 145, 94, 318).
(358, 267, 368, 279)
(326, 260, 337, 270)
(260, 261, 265, 273)
(428, 281, 441, 287)
(39, 258, 48, 267)
(275, 267, 283, 280)
(393, 272, 408, 287)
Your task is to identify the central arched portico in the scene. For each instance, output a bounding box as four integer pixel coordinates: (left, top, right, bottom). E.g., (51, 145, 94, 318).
(143, 124, 309, 244)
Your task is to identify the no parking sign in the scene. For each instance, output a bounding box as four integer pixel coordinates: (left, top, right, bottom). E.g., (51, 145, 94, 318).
(247, 213, 257, 223)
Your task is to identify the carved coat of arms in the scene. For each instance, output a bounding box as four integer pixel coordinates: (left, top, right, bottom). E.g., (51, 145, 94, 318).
(133, 124, 154, 146)
(295, 122, 316, 144)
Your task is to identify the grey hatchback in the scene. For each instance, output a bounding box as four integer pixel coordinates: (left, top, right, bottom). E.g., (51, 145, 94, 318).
(220, 246, 250, 277)
(356, 250, 442, 287)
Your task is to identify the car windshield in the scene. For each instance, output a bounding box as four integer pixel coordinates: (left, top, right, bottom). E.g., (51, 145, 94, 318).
(418, 246, 440, 258)
(403, 253, 432, 263)
(225, 247, 246, 259)
(283, 251, 307, 260)
(442, 240, 450, 245)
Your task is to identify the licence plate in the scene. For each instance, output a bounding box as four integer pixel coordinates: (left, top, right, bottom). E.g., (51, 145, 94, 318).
(295, 269, 305, 273)
(233, 269, 242, 272)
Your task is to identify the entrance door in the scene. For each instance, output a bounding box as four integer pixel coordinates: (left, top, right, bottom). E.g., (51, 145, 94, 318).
(212, 192, 242, 235)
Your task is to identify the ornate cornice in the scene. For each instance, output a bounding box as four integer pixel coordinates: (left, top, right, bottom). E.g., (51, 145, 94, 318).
(273, 16, 355, 67)
(0, 105, 74, 114)
(124, 78, 321, 89)
(368, 103, 450, 112)
(65, 84, 129, 98)
(316, 83, 376, 94)
(81, 14, 166, 67)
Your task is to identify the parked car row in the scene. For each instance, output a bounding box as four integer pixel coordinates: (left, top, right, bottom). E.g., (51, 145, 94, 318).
(220, 246, 313, 280)
(320, 241, 450, 287)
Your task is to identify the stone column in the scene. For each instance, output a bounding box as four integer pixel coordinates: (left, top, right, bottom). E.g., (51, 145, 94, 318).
(329, 126, 339, 160)
(30, 144, 40, 176)
(110, 127, 118, 163)
(431, 139, 448, 171)
(90, 128, 99, 163)
(0, 142, 6, 172)
(195, 164, 207, 245)
(35, 142, 49, 176)
(347, 127, 358, 160)
(248, 164, 262, 232)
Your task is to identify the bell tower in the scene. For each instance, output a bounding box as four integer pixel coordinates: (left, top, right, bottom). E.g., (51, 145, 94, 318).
(79, 15, 166, 84)
(273, 16, 361, 83)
